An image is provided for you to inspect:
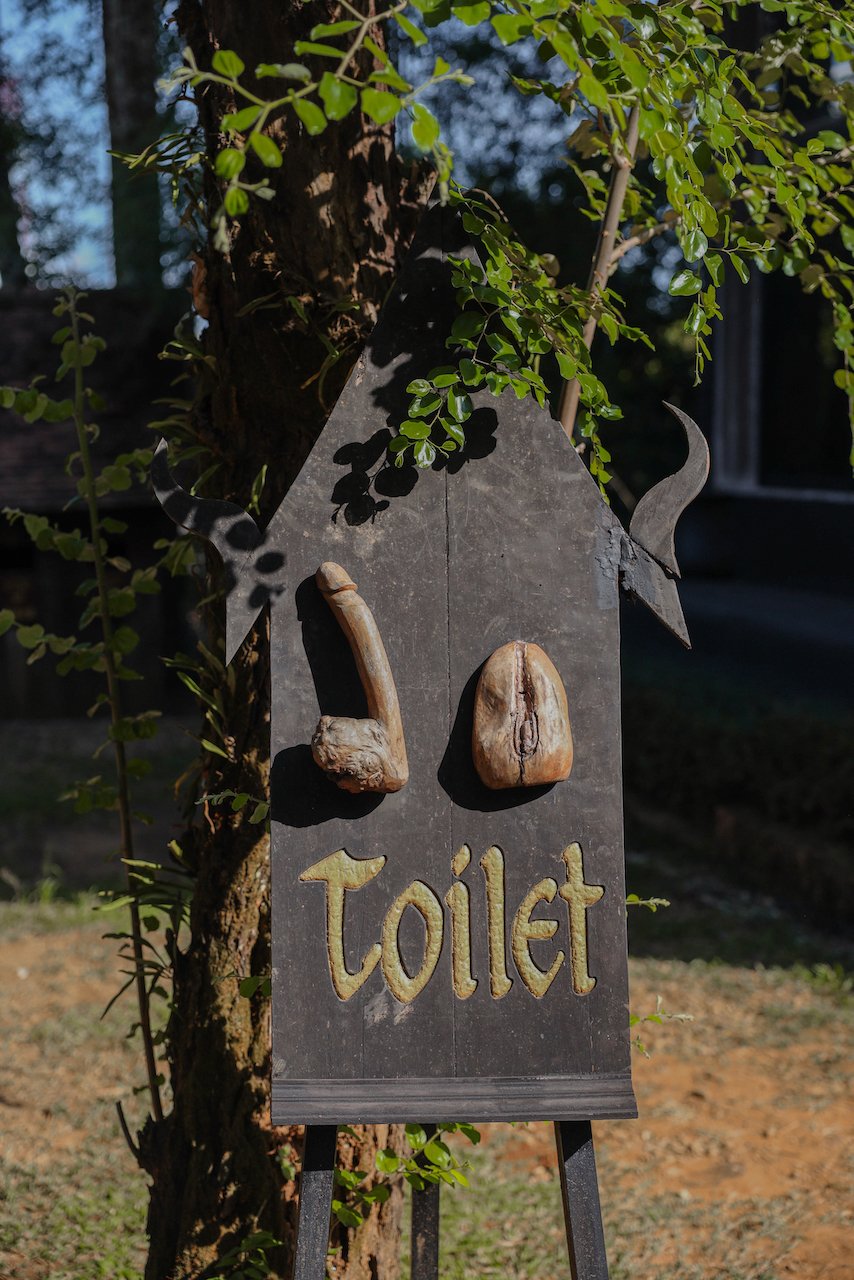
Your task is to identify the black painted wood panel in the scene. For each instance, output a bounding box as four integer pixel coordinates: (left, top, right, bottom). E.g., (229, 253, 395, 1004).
(268, 205, 637, 1124)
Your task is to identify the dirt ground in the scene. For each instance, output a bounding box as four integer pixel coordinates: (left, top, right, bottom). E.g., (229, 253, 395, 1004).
(480, 956, 853, 1280)
(1, 892, 851, 1280)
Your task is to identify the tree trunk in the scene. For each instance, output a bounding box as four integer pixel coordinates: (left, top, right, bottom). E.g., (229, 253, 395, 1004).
(102, 0, 163, 289)
(139, 4, 426, 1276)
(0, 57, 27, 286)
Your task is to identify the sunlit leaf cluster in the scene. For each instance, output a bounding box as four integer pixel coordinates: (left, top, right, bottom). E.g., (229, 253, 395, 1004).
(155, 0, 854, 476)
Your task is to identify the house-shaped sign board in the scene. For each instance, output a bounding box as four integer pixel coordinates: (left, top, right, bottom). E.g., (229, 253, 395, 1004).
(154, 204, 708, 1126)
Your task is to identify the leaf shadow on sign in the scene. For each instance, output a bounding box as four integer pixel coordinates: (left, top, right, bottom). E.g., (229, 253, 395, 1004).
(329, 406, 500, 527)
(329, 227, 500, 525)
(438, 665, 556, 812)
(270, 575, 384, 827)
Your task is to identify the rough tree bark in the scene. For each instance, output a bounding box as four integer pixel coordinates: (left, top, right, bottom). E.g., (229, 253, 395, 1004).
(0, 51, 27, 286)
(102, 0, 163, 289)
(138, 3, 426, 1277)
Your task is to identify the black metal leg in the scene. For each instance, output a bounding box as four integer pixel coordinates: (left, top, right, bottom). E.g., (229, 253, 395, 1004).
(555, 1121, 609, 1280)
(410, 1124, 440, 1280)
(293, 1124, 337, 1280)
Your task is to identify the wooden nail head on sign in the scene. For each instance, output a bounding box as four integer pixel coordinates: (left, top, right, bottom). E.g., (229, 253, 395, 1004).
(152, 204, 709, 1130)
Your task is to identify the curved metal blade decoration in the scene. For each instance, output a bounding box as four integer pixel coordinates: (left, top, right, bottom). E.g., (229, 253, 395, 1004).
(628, 404, 710, 578)
(151, 439, 275, 663)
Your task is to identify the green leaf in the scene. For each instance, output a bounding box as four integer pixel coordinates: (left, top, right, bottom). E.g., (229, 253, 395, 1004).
(400, 419, 432, 440)
(405, 1123, 428, 1149)
(376, 1148, 400, 1174)
(406, 378, 432, 395)
(256, 62, 311, 82)
(556, 352, 577, 380)
(484, 332, 515, 359)
(0, 609, 14, 636)
(710, 122, 735, 149)
(248, 801, 269, 824)
(332, 1201, 363, 1229)
(201, 737, 231, 760)
(622, 54, 649, 91)
(394, 12, 427, 45)
(293, 41, 345, 59)
(319, 73, 358, 121)
(16, 623, 45, 649)
(450, 312, 484, 341)
(681, 229, 708, 263)
(310, 19, 360, 37)
(215, 148, 245, 179)
(447, 390, 472, 422)
(578, 72, 609, 111)
(409, 393, 441, 417)
(107, 587, 136, 617)
(491, 13, 531, 45)
(730, 254, 749, 284)
(222, 106, 262, 132)
(413, 440, 436, 468)
(212, 49, 245, 78)
(249, 132, 284, 166)
(112, 626, 139, 656)
(238, 976, 269, 998)
(818, 130, 846, 151)
(705, 253, 724, 287)
(454, 0, 490, 25)
(668, 269, 702, 297)
(360, 88, 401, 124)
(411, 104, 440, 152)
(224, 186, 249, 216)
(685, 303, 707, 336)
(423, 1139, 451, 1168)
(294, 100, 327, 136)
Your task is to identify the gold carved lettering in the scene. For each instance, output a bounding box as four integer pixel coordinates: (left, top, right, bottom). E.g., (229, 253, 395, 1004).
(444, 846, 477, 1000)
(558, 842, 604, 995)
(301, 842, 605, 1005)
(511, 877, 564, 998)
(299, 848, 385, 1000)
(381, 880, 444, 1004)
(479, 846, 512, 998)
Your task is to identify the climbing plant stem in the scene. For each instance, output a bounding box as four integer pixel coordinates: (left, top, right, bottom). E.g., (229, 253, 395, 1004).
(69, 294, 164, 1124)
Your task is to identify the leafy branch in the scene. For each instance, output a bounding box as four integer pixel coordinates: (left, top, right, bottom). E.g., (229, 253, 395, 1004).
(0, 290, 187, 1124)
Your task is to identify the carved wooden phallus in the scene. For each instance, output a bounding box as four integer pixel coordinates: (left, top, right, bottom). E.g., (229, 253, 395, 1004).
(473, 641, 573, 789)
(310, 561, 409, 794)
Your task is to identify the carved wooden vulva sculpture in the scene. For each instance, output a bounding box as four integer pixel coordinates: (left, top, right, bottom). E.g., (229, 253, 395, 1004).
(311, 561, 408, 794)
(473, 641, 573, 789)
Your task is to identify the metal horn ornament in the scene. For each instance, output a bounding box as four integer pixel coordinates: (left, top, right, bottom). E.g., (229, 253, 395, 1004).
(618, 403, 711, 648)
(628, 403, 709, 578)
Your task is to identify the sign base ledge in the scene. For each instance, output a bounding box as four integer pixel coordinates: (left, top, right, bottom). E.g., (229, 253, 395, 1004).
(271, 1073, 637, 1125)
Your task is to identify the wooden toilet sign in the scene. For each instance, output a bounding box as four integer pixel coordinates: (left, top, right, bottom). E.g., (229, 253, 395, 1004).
(153, 202, 709, 1277)
(154, 203, 708, 1125)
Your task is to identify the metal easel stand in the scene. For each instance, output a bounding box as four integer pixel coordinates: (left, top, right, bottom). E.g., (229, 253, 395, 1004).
(293, 1120, 610, 1280)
